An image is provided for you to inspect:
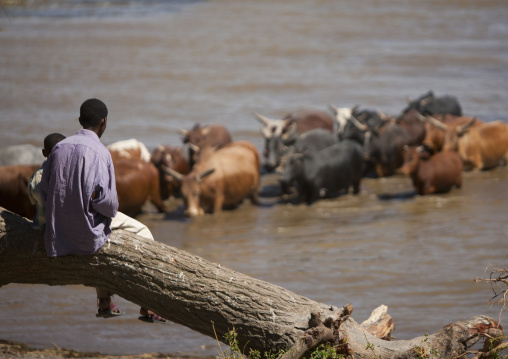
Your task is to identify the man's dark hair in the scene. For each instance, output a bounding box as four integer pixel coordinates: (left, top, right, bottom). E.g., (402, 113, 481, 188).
(79, 98, 108, 128)
(44, 133, 66, 154)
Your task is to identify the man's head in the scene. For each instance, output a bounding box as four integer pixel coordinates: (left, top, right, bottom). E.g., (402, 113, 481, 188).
(43, 133, 66, 158)
(79, 98, 108, 138)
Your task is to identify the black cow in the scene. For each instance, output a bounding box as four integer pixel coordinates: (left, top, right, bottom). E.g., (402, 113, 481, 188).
(254, 110, 334, 172)
(278, 127, 338, 194)
(279, 139, 363, 205)
(364, 119, 410, 177)
(403, 91, 462, 116)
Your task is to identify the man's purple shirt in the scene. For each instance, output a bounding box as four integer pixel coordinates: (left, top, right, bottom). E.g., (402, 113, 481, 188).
(40, 129, 119, 257)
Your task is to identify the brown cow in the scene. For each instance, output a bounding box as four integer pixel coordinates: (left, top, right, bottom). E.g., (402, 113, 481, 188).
(180, 123, 232, 149)
(396, 109, 427, 146)
(162, 140, 260, 217)
(0, 164, 41, 219)
(420, 114, 483, 154)
(107, 139, 151, 162)
(113, 158, 165, 217)
(401, 146, 462, 195)
(151, 145, 190, 200)
(424, 116, 508, 171)
(180, 123, 232, 168)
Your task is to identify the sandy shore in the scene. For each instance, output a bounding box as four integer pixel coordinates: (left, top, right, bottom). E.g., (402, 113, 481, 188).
(0, 339, 218, 359)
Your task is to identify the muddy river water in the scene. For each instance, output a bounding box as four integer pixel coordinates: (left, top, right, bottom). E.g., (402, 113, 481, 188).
(1, 0, 508, 356)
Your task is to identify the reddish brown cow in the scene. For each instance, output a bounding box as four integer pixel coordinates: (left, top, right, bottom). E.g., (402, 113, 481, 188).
(180, 123, 233, 168)
(162, 140, 260, 217)
(424, 116, 508, 171)
(420, 114, 483, 154)
(113, 158, 165, 217)
(400, 146, 462, 195)
(396, 108, 427, 146)
(151, 145, 190, 200)
(0, 164, 40, 218)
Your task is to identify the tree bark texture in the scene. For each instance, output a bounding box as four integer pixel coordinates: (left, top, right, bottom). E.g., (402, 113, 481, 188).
(0, 207, 502, 358)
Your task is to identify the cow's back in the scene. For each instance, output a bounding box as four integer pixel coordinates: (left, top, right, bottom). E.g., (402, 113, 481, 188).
(113, 158, 164, 216)
(302, 140, 363, 201)
(0, 164, 40, 218)
(460, 121, 508, 170)
(199, 142, 260, 207)
(417, 151, 462, 194)
(284, 111, 334, 134)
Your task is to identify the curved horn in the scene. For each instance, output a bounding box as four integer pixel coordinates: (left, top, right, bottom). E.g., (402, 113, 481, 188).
(178, 128, 189, 136)
(161, 165, 183, 182)
(376, 110, 387, 120)
(328, 103, 338, 114)
(188, 143, 200, 152)
(415, 112, 427, 122)
(350, 116, 368, 131)
(426, 115, 447, 131)
(457, 118, 477, 136)
(254, 113, 271, 125)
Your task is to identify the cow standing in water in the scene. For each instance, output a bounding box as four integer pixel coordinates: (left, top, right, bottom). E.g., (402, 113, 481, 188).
(180, 123, 232, 168)
(162, 141, 260, 217)
(423, 115, 508, 171)
(254, 110, 334, 172)
(113, 158, 166, 217)
(151, 145, 190, 201)
(401, 146, 462, 195)
(280, 139, 364, 205)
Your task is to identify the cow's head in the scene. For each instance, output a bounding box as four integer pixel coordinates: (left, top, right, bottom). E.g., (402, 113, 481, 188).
(162, 165, 215, 217)
(152, 146, 191, 200)
(279, 151, 305, 191)
(421, 114, 476, 153)
(404, 90, 434, 112)
(329, 104, 358, 138)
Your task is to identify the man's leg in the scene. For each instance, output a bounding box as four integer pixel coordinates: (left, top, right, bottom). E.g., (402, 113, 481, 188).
(110, 212, 164, 322)
(111, 211, 154, 240)
(96, 288, 124, 318)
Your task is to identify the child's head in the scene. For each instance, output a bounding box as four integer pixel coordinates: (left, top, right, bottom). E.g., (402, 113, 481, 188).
(43, 133, 66, 157)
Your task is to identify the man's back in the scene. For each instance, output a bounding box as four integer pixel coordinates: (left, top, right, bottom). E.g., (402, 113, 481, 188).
(41, 129, 118, 257)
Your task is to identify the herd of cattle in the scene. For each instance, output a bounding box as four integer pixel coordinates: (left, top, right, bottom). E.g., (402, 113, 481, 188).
(1, 90, 508, 220)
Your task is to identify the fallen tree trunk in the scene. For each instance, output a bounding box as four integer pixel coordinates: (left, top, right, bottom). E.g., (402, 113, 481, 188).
(0, 207, 502, 358)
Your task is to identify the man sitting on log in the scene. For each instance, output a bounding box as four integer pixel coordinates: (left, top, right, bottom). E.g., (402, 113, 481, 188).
(39, 98, 164, 323)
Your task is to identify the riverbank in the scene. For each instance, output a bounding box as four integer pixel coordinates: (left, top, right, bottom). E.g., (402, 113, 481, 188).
(0, 339, 218, 359)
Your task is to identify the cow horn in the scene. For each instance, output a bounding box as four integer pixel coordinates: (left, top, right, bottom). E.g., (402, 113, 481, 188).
(199, 168, 215, 181)
(376, 110, 387, 120)
(426, 115, 447, 131)
(328, 104, 338, 114)
(350, 116, 368, 131)
(178, 128, 189, 136)
(254, 113, 271, 125)
(415, 112, 426, 122)
(188, 143, 200, 152)
(161, 165, 183, 182)
(457, 118, 477, 136)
